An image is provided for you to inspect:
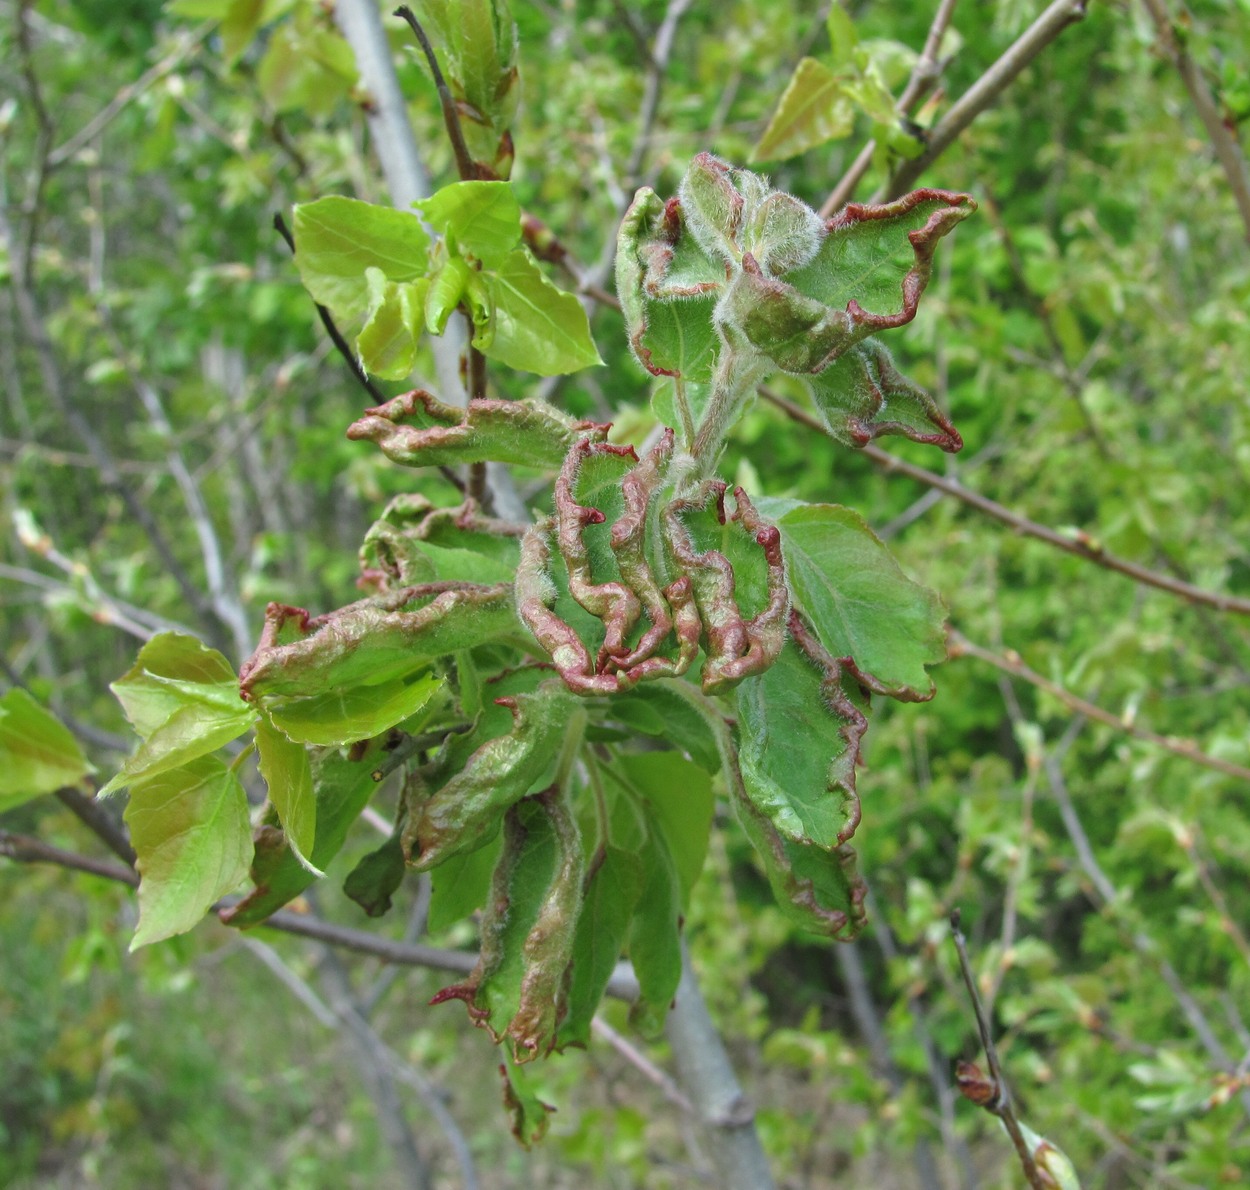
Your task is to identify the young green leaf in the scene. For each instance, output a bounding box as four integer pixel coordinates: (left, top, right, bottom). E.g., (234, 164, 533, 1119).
(125, 754, 253, 948)
(753, 57, 855, 163)
(254, 716, 318, 870)
(262, 671, 443, 747)
(356, 270, 428, 380)
(415, 180, 521, 268)
(0, 689, 95, 811)
(426, 829, 504, 932)
(624, 822, 683, 1036)
(221, 739, 386, 928)
(499, 1060, 557, 1150)
(291, 196, 431, 322)
(480, 249, 603, 375)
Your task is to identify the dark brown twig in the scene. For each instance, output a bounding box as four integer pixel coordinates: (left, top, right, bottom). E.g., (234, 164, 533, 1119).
(950, 907, 1048, 1188)
(394, 6, 476, 182)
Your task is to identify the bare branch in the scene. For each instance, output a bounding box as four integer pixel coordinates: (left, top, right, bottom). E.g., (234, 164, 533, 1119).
(1139, 0, 1250, 245)
(624, 0, 695, 185)
(948, 628, 1250, 782)
(763, 387, 1250, 618)
(878, 0, 1090, 201)
(591, 1015, 695, 1115)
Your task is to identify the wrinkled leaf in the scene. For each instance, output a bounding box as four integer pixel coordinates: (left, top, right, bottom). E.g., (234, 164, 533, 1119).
(347, 389, 606, 470)
(499, 1060, 556, 1149)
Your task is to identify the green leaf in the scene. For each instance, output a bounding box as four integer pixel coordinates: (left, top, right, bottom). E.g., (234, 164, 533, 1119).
(254, 717, 317, 870)
(769, 501, 947, 699)
(624, 822, 683, 1036)
(826, 4, 859, 69)
(343, 830, 406, 917)
(0, 690, 94, 811)
(416, 180, 521, 268)
(612, 752, 714, 902)
(263, 671, 444, 747)
(730, 747, 867, 940)
(109, 632, 241, 740)
(426, 828, 503, 931)
(806, 337, 962, 452)
(423, 254, 473, 335)
(125, 755, 253, 948)
(356, 270, 427, 380)
(221, 740, 385, 928)
(606, 682, 721, 774)
(638, 297, 719, 383)
(753, 57, 855, 163)
(499, 1059, 556, 1150)
(347, 389, 606, 470)
(100, 696, 256, 798)
(480, 249, 602, 375)
(556, 843, 644, 1049)
(292, 196, 431, 322)
(786, 189, 975, 323)
(403, 683, 579, 870)
(736, 636, 865, 849)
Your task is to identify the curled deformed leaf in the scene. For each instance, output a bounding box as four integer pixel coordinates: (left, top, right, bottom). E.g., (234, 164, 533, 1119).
(517, 436, 785, 696)
(808, 337, 962, 452)
(431, 789, 584, 1061)
(240, 582, 517, 705)
(346, 389, 607, 470)
(402, 682, 577, 869)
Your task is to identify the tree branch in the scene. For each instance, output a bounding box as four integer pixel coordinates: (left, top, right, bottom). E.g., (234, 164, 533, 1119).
(878, 0, 1090, 201)
(820, 0, 961, 216)
(950, 907, 1049, 1189)
(948, 628, 1250, 782)
(665, 941, 776, 1190)
(762, 387, 1250, 617)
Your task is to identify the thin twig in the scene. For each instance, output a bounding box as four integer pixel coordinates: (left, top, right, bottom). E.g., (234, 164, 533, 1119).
(949, 628, 1250, 782)
(950, 907, 1048, 1188)
(1139, 0, 1250, 245)
(762, 387, 1250, 618)
(591, 1015, 696, 1115)
(623, 0, 695, 185)
(393, 6, 476, 181)
(878, 0, 1090, 201)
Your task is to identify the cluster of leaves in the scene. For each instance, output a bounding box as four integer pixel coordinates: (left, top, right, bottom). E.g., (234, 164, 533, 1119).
(74, 127, 972, 1096)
